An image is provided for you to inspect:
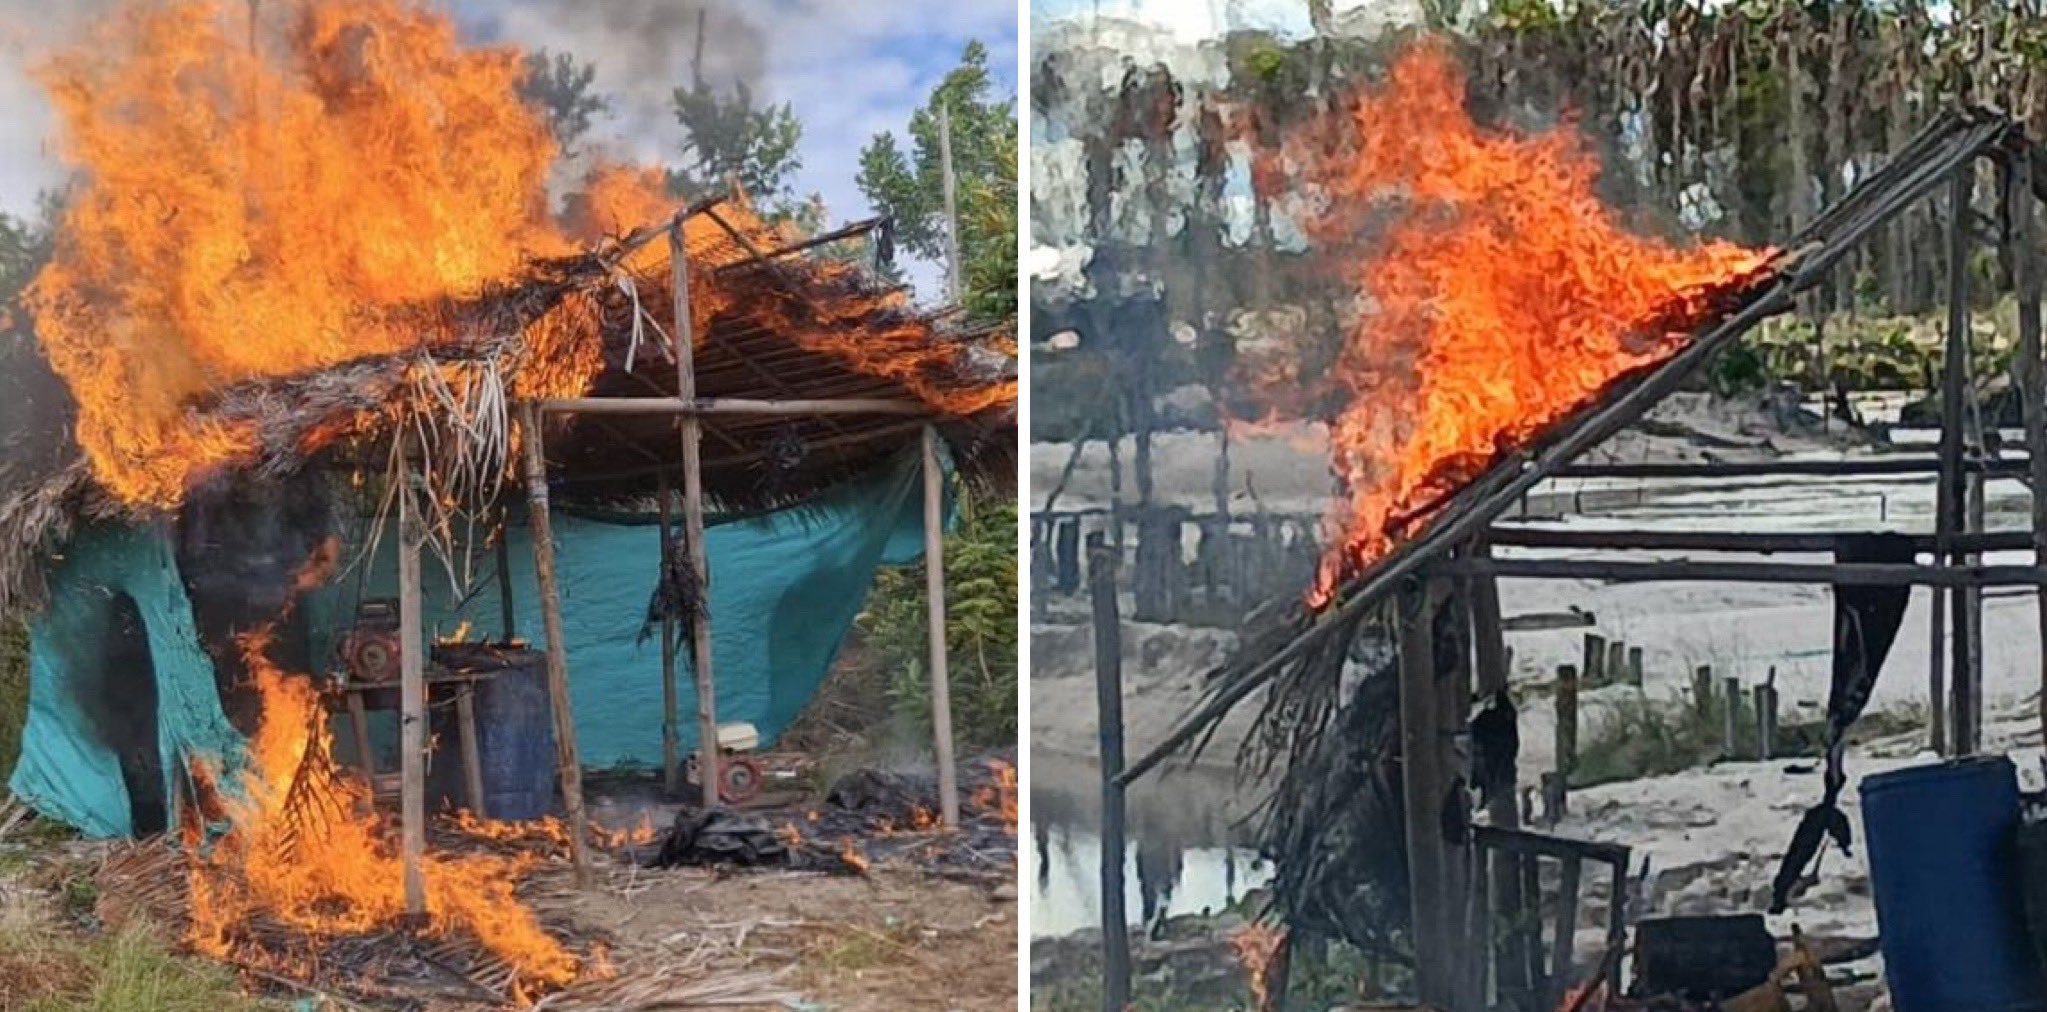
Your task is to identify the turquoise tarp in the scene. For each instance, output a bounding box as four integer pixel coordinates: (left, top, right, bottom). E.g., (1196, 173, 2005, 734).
(11, 451, 946, 834)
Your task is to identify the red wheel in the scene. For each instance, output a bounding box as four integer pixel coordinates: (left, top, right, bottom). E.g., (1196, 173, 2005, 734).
(720, 756, 763, 805)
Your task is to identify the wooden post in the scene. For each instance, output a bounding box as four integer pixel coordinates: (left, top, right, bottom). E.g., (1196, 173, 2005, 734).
(1724, 677, 1742, 758)
(1940, 165, 1973, 755)
(2015, 145, 2047, 750)
(1555, 664, 1579, 783)
(671, 222, 720, 804)
(657, 475, 682, 796)
(923, 425, 961, 828)
(938, 102, 964, 306)
(397, 455, 426, 914)
(1470, 540, 1527, 1005)
(519, 403, 592, 885)
(1582, 634, 1606, 689)
(1088, 534, 1131, 1012)
(1400, 580, 1451, 1007)
(1693, 665, 1714, 719)
(1626, 647, 1644, 689)
(1754, 682, 1778, 761)
(1605, 641, 1626, 690)
(456, 687, 487, 817)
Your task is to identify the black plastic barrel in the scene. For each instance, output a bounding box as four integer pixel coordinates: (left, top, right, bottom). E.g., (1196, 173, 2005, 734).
(429, 648, 557, 821)
(1861, 755, 2045, 1012)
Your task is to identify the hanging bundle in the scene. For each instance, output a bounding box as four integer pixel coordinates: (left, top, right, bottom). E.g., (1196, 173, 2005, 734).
(639, 520, 704, 658)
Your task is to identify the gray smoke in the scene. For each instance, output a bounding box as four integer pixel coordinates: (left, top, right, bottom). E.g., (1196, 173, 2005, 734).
(0, 0, 122, 217)
(484, 0, 769, 164)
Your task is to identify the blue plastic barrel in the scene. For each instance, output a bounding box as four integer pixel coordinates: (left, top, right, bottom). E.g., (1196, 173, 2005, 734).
(1861, 755, 2045, 1012)
(429, 650, 557, 821)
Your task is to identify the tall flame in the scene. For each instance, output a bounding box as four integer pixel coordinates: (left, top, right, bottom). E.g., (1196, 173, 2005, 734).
(1289, 43, 1769, 605)
(185, 544, 579, 989)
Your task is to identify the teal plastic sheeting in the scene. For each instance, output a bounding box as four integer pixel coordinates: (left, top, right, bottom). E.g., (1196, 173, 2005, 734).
(10, 450, 949, 838)
(305, 449, 947, 767)
(9, 524, 246, 838)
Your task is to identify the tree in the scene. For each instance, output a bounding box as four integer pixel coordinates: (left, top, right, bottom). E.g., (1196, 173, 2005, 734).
(519, 49, 608, 155)
(856, 41, 1019, 318)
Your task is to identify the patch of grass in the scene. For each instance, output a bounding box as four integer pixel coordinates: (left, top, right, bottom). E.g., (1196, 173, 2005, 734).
(1, 617, 27, 785)
(1571, 686, 1928, 788)
(802, 918, 926, 974)
(0, 923, 278, 1012)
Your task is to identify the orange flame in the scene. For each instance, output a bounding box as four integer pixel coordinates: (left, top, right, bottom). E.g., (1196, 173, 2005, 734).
(839, 837, 869, 874)
(972, 761, 1018, 834)
(183, 547, 579, 990)
(1231, 921, 1287, 1011)
(1282, 43, 1769, 606)
(26, 0, 1013, 511)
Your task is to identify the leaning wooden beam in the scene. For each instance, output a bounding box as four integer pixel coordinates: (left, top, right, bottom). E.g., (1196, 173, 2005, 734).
(518, 402, 593, 884)
(1440, 557, 2046, 587)
(1554, 456, 2029, 479)
(923, 425, 961, 828)
(397, 452, 427, 915)
(1487, 527, 2036, 555)
(1942, 166, 1977, 754)
(672, 221, 721, 807)
(536, 396, 929, 417)
(711, 216, 885, 274)
(2017, 144, 2047, 750)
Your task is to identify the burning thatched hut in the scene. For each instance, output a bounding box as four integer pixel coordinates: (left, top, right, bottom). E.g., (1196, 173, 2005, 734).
(0, 199, 1016, 840)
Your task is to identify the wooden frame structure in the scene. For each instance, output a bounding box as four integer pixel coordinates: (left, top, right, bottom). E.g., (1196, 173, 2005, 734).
(389, 201, 972, 893)
(1094, 109, 2047, 1010)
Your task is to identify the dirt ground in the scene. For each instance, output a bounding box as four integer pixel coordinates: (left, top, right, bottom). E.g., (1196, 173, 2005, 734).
(542, 859, 1020, 1012)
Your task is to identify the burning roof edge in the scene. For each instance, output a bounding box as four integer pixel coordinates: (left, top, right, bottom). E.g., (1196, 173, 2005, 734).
(1122, 106, 2039, 788)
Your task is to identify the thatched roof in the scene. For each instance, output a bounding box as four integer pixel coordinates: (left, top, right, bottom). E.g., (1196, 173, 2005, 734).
(0, 207, 1016, 614)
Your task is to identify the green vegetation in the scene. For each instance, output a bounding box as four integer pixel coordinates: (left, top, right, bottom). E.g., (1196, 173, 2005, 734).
(1571, 688, 1923, 789)
(1031, 936, 1392, 1012)
(0, 924, 280, 1012)
(1, 618, 25, 785)
(859, 495, 1018, 752)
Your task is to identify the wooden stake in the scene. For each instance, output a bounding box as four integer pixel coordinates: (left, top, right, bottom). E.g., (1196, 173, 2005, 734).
(519, 403, 592, 885)
(1693, 666, 1714, 719)
(2016, 145, 2047, 750)
(495, 508, 516, 641)
(397, 454, 426, 915)
(1582, 634, 1606, 690)
(1555, 663, 1579, 783)
(1400, 581, 1450, 1007)
(1724, 677, 1742, 758)
(671, 222, 720, 805)
(657, 474, 681, 797)
(1088, 534, 1131, 1012)
(923, 425, 960, 829)
(938, 102, 964, 307)
(1944, 166, 1978, 755)
(1626, 646, 1644, 689)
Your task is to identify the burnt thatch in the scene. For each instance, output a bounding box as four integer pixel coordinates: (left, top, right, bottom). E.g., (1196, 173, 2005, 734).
(0, 208, 1016, 615)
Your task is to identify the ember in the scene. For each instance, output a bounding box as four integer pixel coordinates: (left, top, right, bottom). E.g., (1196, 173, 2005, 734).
(1274, 43, 1771, 605)
(1231, 921, 1287, 1012)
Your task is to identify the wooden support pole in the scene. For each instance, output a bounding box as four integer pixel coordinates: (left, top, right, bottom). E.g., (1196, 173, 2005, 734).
(1441, 556, 2046, 587)
(519, 403, 592, 884)
(1549, 855, 1585, 1011)
(1755, 682, 1778, 761)
(657, 475, 682, 797)
(1552, 456, 2028, 480)
(397, 455, 426, 915)
(1088, 534, 1131, 1012)
(1582, 635, 1606, 690)
(671, 222, 720, 806)
(1470, 539, 1526, 1008)
(1400, 580, 1451, 1007)
(923, 425, 961, 829)
(1724, 677, 1742, 758)
(2017, 144, 2047, 750)
(1626, 646, 1644, 689)
(1605, 641, 1626, 690)
(1944, 166, 1978, 755)
(495, 508, 516, 642)
(1554, 663, 1579, 801)
(1693, 666, 1714, 719)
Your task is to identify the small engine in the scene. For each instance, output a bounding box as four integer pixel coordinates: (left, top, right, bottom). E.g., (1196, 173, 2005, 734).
(338, 599, 402, 684)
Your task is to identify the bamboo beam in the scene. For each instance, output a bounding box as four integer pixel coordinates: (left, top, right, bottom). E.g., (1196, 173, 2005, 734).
(1488, 527, 2036, 555)
(1439, 557, 2046, 587)
(536, 396, 929, 417)
(923, 425, 960, 828)
(673, 221, 721, 806)
(711, 216, 885, 274)
(397, 454, 426, 915)
(1554, 456, 2028, 479)
(1399, 581, 1451, 1007)
(494, 508, 516, 641)
(1089, 534, 1132, 1012)
(519, 403, 593, 884)
(1942, 166, 1976, 754)
(2017, 144, 2047, 751)
(658, 475, 682, 797)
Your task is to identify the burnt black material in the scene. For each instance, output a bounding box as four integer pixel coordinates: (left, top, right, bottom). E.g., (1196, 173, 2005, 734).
(1469, 687, 1518, 809)
(76, 592, 166, 835)
(650, 806, 790, 867)
(1635, 915, 1778, 1000)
